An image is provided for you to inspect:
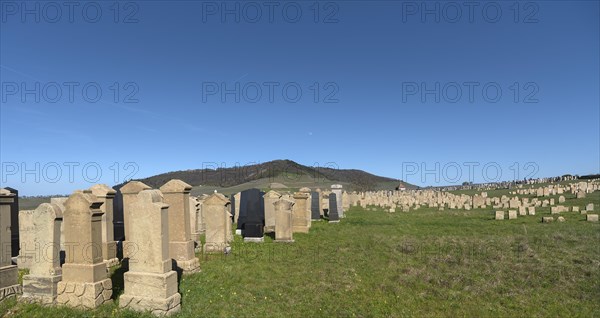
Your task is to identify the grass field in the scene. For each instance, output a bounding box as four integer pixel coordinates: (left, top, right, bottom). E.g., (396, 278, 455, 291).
(2, 191, 599, 317)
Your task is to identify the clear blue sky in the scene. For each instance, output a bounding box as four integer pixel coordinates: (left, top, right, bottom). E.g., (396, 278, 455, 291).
(1, 1, 598, 195)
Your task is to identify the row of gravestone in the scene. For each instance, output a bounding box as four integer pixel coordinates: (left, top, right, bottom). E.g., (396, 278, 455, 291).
(0, 182, 346, 316)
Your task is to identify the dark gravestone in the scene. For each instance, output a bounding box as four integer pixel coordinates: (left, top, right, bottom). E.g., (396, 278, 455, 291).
(329, 194, 340, 223)
(5, 187, 19, 257)
(311, 191, 321, 220)
(239, 189, 265, 239)
(112, 187, 125, 242)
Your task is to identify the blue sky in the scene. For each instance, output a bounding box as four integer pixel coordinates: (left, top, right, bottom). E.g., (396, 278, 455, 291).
(1, 1, 598, 195)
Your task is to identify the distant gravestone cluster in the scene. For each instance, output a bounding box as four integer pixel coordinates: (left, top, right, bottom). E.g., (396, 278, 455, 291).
(0, 182, 347, 315)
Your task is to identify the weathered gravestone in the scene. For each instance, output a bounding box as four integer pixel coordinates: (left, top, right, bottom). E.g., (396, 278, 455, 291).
(56, 191, 112, 308)
(495, 211, 505, 220)
(120, 181, 151, 257)
(0, 189, 20, 302)
(263, 190, 281, 233)
(89, 184, 118, 268)
(159, 180, 199, 274)
(119, 190, 181, 316)
(329, 194, 340, 223)
(311, 191, 321, 221)
(50, 197, 67, 251)
(189, 196, 200, 245)
(587, 214, 599, 222)
(274, 199, 295, 242)
(239, 189, 265, 242)
(21, 203, 62, 304)
(232, 192, 241, 225)
(17, 210, 35, 269)
(203, 193, 231, 253)
(292, 192, 310, 233)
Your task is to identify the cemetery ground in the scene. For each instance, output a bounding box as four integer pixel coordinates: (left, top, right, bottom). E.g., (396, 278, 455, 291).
(2, 190, 598, 317)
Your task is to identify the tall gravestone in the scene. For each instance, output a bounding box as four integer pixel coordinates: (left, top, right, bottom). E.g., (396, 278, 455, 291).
(90, 184, 119, 267)
(240, 189, 265, 242)
(311, 191, 321, 221)
(4, 187, 19, 258)
(21, 203, 63, 304)
(160, 179, 199, 274)
(189, 196, 200, 245)
(17, 209, 35, 269)
(329, 194, 340, 223)
(56, 191, 112, 308)
(0, 189, 20, 302)
(197, 195, 207, 235)
(274, 199, 294, 242)
(50, 197, 67, 251)
(119, 190, 181, 316)
(331, 185, 344, 218)
(232, 192, 241, 225)
(299, 187, 313, 229)
(120, 181, 151, 256)
(292, 192, 310, 233)
(203, 193, 231, 253)
(263, 190, 281, 233)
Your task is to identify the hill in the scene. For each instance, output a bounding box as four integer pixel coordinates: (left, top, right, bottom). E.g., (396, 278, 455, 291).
(116, 159, 416, 194)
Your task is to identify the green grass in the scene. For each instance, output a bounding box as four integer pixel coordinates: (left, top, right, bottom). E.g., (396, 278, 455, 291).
(3, 192, 599, 317)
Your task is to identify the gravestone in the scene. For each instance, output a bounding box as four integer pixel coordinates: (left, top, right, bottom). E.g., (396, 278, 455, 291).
(508, 210, 517, 219)
(0, 189, 20, 302)
(159, 180, 199, 274)
(119, 190, 181, 316)
(586, 203, 594, 212)
(89, 184, 118, 268)
(263, 190, 281, 233)
(4, 187, 19, 258)
(587, 214, 599, 222)
(120, 181, 151, 256)
(274, 199, 295, 242)
(56, 191, 112, 308)
(50, 197, 67, 251)
(21, 203, 63, 304)
(542, 217, 553, 223)
(189, 196, 200, 245)
(292, 192, 310, 233)
(329, 194, 340, 223)
(331, 185, 344, 218)
(495, 211, 504, 220)
(233, 192, 241, 224)
(528, 207, 536, 215)
(239, 189, 265, 242)
(203, 193, 231, 253)
(17, 210, 35, 269)
(311, 191, 321, 221)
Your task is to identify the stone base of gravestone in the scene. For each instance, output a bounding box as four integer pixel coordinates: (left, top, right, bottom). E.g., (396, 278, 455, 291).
(170, 241, 199, 274)
(243, 223, 264, 238)
(274, 239, 295, 243)
(203, 243, 230, 253)
(0, 265, 20, 302)
(22, 274, 62, 304)
(173, 257, 200, 274)
(56, 278, 112, 309)
(243, 237, 265, 243)
(329, 220, 340, 223)
(235, 229, 242, 235)
(119, 271, 181, 316)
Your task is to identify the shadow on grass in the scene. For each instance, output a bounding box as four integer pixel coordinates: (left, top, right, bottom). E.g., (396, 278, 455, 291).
(110, 258, 128, 301)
